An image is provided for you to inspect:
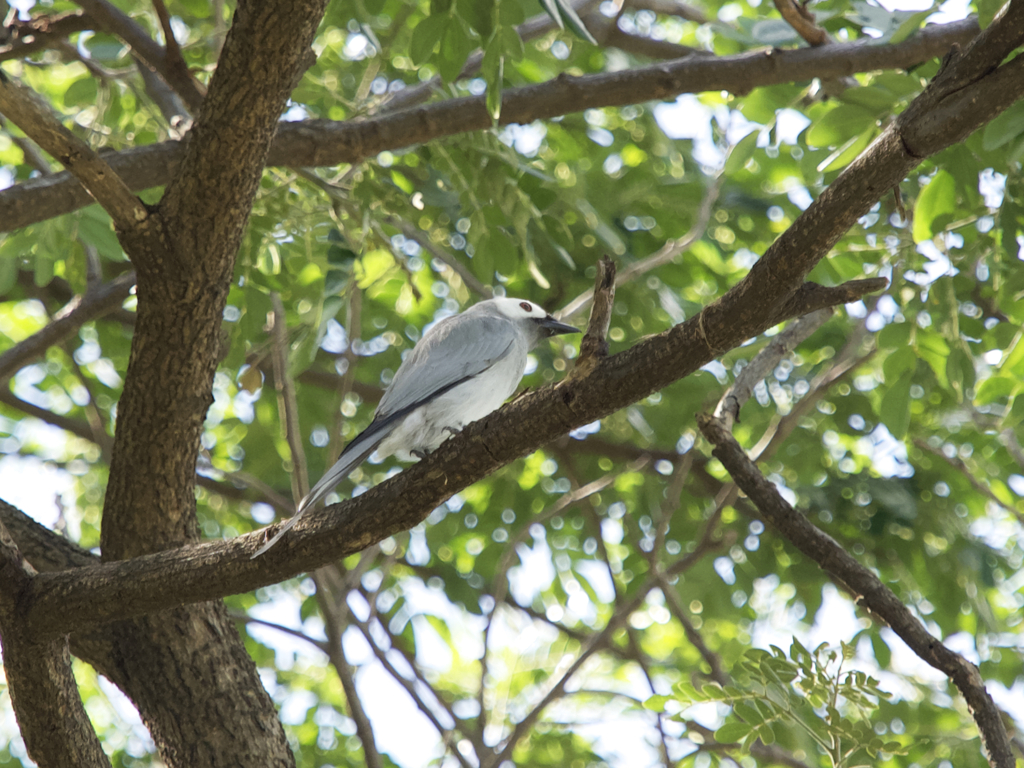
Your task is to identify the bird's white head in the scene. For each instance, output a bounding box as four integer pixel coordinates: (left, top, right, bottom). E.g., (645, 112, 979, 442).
(484, 297, 580, 339)
(490, 297, 545, 320)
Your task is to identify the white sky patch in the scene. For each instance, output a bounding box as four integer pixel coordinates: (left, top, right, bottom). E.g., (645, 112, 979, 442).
(508, 530, 556, 605)
(0, 454, 74, 528)
(980, 168, 1007, 208)
(905, 239, 956, 285)
(776, 109, 812, 144)
(857, 424, 913, 478)
(653, 95, 723, 167)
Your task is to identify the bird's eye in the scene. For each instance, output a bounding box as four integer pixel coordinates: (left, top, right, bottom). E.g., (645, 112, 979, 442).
(519, 302, 533, 312)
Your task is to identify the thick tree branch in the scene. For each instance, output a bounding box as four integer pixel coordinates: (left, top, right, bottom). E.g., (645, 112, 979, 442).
(0, 17, 981, 233)
(18, 276, 878, 637)
(0, 522, 110, 768)
(0, 72, 149, 232)
(696, 414, 1014, 768)
(76, 3, 329, 766)
(100, 0, 324, 558)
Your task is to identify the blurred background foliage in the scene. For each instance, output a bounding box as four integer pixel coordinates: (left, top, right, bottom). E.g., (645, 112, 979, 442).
(0, 0, 1022, 764)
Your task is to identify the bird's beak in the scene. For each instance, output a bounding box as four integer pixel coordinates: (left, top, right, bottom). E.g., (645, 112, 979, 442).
(538, 315, 581, 337)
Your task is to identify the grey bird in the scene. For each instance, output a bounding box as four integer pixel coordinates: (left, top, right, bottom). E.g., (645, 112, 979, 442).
(252, 297, 579, 557)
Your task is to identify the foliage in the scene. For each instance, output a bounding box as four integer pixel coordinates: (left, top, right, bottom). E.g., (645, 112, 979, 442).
(648, 640, 909, 767)
(0, 0, 1023, 765)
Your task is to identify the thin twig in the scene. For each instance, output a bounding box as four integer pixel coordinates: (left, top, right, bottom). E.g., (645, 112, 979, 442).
(269, 293, 309, 502)
(314, 570, 385, 768)
(773, 0, 830, 46)
(558, 175, 722, 320)
(0, 273, 135, 382)
(73, 0, 204, 111)
(382, 214, 492, 298)
(231, 613, 329, 653)
(913, 437, 1024, 526)
(714, 307, 833, 429)
(347, 606, 475, 768)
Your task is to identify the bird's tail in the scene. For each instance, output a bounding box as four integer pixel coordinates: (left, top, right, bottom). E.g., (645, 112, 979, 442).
(250, 422, 392, 558)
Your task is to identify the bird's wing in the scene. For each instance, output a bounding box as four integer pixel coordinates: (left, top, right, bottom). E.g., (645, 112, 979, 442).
(375, 313, 517, 420)
(251, 313, 518, 559)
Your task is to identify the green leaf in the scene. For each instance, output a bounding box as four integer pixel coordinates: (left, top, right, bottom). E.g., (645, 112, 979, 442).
(880, 369, 913, 439)
(750, 18, 800, 45)
(790, 638, 811, 666)
(78, 207, 126, 261)
(818, 129, 874, 173)
(458, 0, 495, 38)
(982, 100, 1024, 151)
(500, 25, 525, 61)
(889, 7, 933, 44)
(410, 14, 450, 65)
(0, 248, 16, 294)
(537, 0, 564, 30)
(877, 320, 912, 349)
(946, 343, 975, 401)
(806, 105, 878, 148)
(714, 721, 752, 744)
(882, 347, 916, 382)
(724, 130, 759, 175)
(63, 77, 98, 108)
(554, 0, 598, 44)
(489, 230, 520, 275)
(179, 0, 212, 17)
(499, 1, 526, 26)
(481, 41, 504, 120)
(913, 169, 956, 243)
(977, 0, 1003, 27)
(733, 701, 765, 726)
(974, 374, 1019, 406)
(438, 19, 474, 83)
(838, 85, 898, 112)
(870, 634, 891, 667)
(643, 694, 672, 712)
(33, 251, 54, 287)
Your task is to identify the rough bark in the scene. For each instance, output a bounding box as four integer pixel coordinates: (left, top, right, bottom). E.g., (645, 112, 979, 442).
(0, 521, 109, 768)
(0, 1, 325, 767)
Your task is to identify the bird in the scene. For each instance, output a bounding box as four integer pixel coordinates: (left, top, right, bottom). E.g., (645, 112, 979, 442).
(252, 296, 580, 557)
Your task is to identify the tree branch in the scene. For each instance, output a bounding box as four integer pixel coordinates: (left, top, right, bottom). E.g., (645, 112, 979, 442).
(696, 413, 1014, 768)
(0, 272, 135, 382)
(0, 72, 149, 232)
(0, 17, 981, 233)
(714, 307, 833, 428)
(0, 11, 94, 62)
(72, 0, 204, 112)
(0, 521, 110, 768)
